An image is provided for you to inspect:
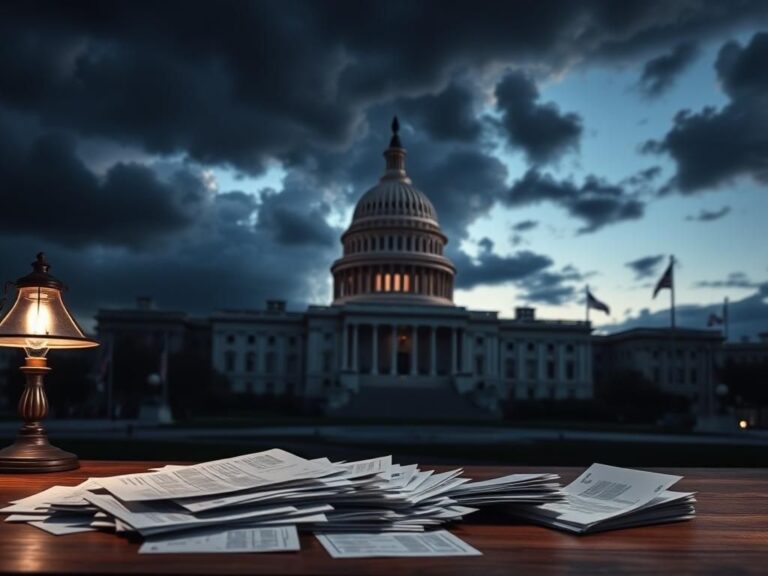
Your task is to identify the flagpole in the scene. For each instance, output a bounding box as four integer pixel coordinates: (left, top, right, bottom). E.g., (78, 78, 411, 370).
(669, 255, 677, 387)
(670, 255, 676, 330)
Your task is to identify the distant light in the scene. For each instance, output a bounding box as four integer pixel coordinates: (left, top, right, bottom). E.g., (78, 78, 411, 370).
(739, 419, 749, 430)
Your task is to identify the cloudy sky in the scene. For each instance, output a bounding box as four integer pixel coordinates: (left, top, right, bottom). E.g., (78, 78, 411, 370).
(0, 1, 766, 340)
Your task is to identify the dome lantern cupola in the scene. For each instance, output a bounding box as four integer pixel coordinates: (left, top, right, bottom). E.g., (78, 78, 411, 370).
(331, 118, 456, 306)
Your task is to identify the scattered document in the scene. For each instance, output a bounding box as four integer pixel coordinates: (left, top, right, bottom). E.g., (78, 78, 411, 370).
(11, 449, 698, 558)
(516, 463, 696, 534)
(139, 526, 300, 554)
(316, 530, 481, 558)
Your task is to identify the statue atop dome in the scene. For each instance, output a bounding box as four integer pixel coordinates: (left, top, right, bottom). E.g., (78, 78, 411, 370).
(383, 115, 408, 181)
(389, 116, 402, 149)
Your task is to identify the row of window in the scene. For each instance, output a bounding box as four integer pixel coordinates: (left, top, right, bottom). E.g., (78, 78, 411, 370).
(344, 233, 444, 256)
(335, 267, 453, 299)
(223, 350, 300, 374)
(514, 386, 580, 400)
(502, 358, 577, 381)
(475, 338, 578, 354)
(652, 366, 699, 385)
(223, 334, 298, 347)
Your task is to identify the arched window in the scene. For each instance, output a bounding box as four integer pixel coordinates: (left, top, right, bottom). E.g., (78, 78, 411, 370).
(397, 236, 402, 251)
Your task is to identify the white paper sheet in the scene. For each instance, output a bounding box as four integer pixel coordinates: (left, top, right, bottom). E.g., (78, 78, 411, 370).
(28, 519, 96, 535)
(537, 463, 681, 526)
(316, 530, 482, 558)
(95, 449, 338, 501)
(139, 526, 300, 554)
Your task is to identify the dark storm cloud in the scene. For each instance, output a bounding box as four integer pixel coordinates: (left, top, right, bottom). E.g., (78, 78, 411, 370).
(255, 169, 340, 248)
(400, 83, 482, 143)
(645, 32, 768, 192)
(625, 255, 665, 280)
(495, 72, 582, 164)
(2, 1, 766, 175)
(453, 239, 552, 290)
(637, 42, 698, 97)
(0, 128, 207, 249)
(2, 0, 768, 310)
(516, 265, 586, 305)
(216, 191, 258, 225)
(695, 271, 758, 289)
(418, 149, 508, 240)
(623, 166, 662, 187)
(513, 220, 539, 232)
(686, 206, 731, 222)
(505, 170, 645, 233)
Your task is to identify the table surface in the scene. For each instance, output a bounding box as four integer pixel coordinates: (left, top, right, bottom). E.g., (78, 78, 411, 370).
(0, 461, 766, 575)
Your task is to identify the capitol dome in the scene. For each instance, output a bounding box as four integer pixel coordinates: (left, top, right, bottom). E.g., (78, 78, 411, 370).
(331, 117, 456, 306)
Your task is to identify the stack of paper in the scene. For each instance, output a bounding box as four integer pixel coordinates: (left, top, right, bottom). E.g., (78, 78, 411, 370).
(0, 448, 564, 554)
(513, 463, 696, 534)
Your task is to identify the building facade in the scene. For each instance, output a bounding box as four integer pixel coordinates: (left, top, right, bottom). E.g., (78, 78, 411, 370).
(593, 328, 723, 419)
(208, 120, 593, 418)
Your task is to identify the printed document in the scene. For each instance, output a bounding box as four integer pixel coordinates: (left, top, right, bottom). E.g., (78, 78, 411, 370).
(140, 526, 300, 554)
(316, 530, 481, 558)
(95, 449, 337, 501)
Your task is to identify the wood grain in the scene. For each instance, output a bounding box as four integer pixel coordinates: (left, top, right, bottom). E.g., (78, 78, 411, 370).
(0, 461, 766, 575)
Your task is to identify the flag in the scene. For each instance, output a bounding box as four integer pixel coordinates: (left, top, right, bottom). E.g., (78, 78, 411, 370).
(707, 313, 724, 327)
(653, 260, 673, 298)
(587, 289, 610, 315)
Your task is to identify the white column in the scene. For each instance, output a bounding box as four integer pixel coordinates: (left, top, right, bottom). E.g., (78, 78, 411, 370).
(451, 327, 458, 375)
(430, 326, 437, 376)
(462, 329, 471, 372)
(352, 324, 359, 372)
(390, 324, 397, 375)
(372, 324, 379, 375)
(411, 326, 419, 375)
(341, 324, 349, 370)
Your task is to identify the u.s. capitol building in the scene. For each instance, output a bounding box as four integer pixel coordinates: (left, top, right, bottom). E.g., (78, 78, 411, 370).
(206, 121, 593, 418)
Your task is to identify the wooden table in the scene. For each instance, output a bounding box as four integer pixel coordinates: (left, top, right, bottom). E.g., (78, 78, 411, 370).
(0, 461, 766, 575)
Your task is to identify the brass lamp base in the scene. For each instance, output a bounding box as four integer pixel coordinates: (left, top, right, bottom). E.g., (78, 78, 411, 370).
(0, 434, 79, 473)
(0, 356, 79, 473)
